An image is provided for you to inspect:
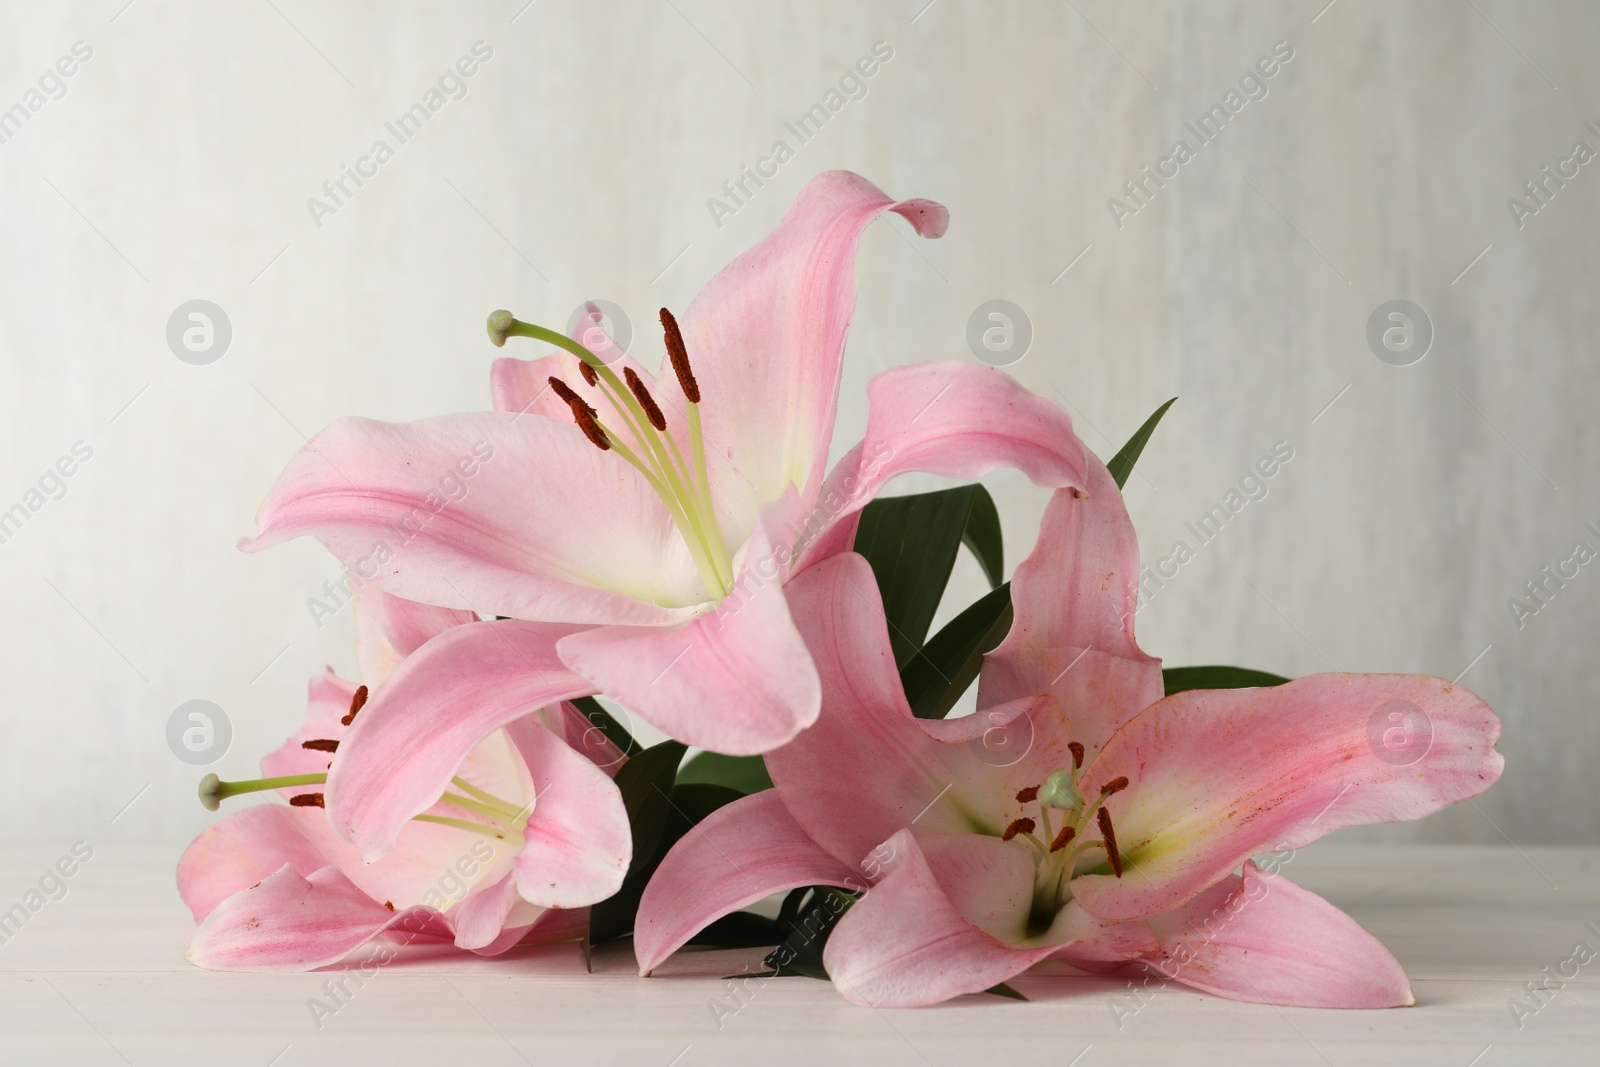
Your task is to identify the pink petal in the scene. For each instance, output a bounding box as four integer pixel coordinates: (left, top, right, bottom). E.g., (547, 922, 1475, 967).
(675, 171, 947, 541)
(543, 700, 628, 773)
(1142, 861, 1414, 1007)
(979, 455, 1163, 761)
(177, 801, 521, 925)
(240, 413, 707, 622)
(770, 554, 1045, 867)
(634, 790, 858, 974)
(176, 805, 337, 922)
(821, 830, 1054, 1007)
(355, 586, 475, 687)
(1072, 673, 1504, 921)
(259, 669, 358, 784)
(797, 363, 1090, 569)
(503, 715, 631, 907)
(326, 619, 593, 859)
(187, 864, 446, 972)
(556, 526, 820, 755)
(449, 871, 521, 951)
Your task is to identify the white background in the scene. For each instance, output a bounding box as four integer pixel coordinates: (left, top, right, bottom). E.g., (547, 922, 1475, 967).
(0, 0, 1593, 849)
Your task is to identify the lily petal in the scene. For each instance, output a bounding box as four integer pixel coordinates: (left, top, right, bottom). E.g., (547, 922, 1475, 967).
(449, 871, 522, 951)
(1073, 673, 1503, 921)
(326, 619, 593, 860)
(259, 669, 358, 783)
(675, 171, 948, 542)
(634, 790, 858, 975)
(556, 525, 820, 755)
(187, 864, 443, 972)
(771, 553, 1046, 866)
(176, 805, 340, 922)
(798, 363, 1090, 568)
(979, 456, 1163, 761)
(240, 413, 707, 621)
(355, 586, 476, 687)
(503, 714, 631, 908)
(822, 830, 1056, 1007)
(1143, 861, 1414, 1008)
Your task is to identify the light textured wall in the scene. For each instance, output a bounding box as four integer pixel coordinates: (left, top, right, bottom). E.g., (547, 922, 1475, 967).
(1, 0, 1593, 848)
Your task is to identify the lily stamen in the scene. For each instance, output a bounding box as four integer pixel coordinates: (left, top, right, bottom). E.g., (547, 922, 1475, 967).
(494, 309, 735, 599)
(301, 738, 339, 753)
(1096, 807, 1123, 877)
(289, 793, 324, 808)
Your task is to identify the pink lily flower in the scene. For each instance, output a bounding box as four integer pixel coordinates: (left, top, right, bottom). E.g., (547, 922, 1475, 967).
(177, 590, 630, 970)
(634, 453, 1504, 1007)
(238, 171, 1089, 754)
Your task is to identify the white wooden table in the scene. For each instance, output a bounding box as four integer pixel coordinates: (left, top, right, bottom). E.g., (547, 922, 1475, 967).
(1, 842, 1595, 1065)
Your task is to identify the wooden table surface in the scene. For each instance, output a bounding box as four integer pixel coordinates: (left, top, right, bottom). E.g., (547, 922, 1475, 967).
(0, 842, 1595, 1065)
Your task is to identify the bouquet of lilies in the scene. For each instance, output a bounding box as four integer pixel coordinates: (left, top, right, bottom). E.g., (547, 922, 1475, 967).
(179, 172, 1503, 1008)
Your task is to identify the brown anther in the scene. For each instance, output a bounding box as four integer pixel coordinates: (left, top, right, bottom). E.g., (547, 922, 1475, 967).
(289, 793, 326, 808)
(1068, 742, 1085, 768)
(577, 360, 599, 387)
(1001, 817, 1036, 842)
(1049, 825, 1076, 853)
(1100, 776, 1129, 796)
(573, 406, 612, 451)
(1096, 807, 1123, 877)
(659, 308, 700, 403)
(1015, 785, 1040, 804)
(384, 901, 395, 912)
(547, 375, 594, 417)
(301, 739, 339, 753)
(625, 367, 667, 431)
(549, 376, 611, 450)
(340, 685, 368, 726)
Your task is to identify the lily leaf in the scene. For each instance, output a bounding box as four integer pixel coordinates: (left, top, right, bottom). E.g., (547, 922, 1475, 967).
(759, 887, 858, 980)
(854, 484, 1003, 668)
(1106, 397, 1177, 489)
(984, 982, 1028, 1001)
(589, 742, 703, 943)
(901, 582, 1013, 719)
(676, 751, 773, 794)
(1163, 665, 1291, 696)
(688, 910, 780, 948)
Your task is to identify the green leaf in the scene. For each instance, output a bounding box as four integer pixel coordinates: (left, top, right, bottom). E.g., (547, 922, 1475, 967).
(587, 741, 686, 943)
(984, 982, 1028, 1001)
(568, 695, 636, 756)
(687, 910, 780, 948)
(853, 484, 1003, 667)
(760, 887, 857, 980)
(1106, 397, 1177, 489)
(590, 780, 743, 944)
(960, 486, 1004, 588)
(676, 751, 773, 794)
(900, 582, 1013, 719)
(1162, 665, 1291, 696)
